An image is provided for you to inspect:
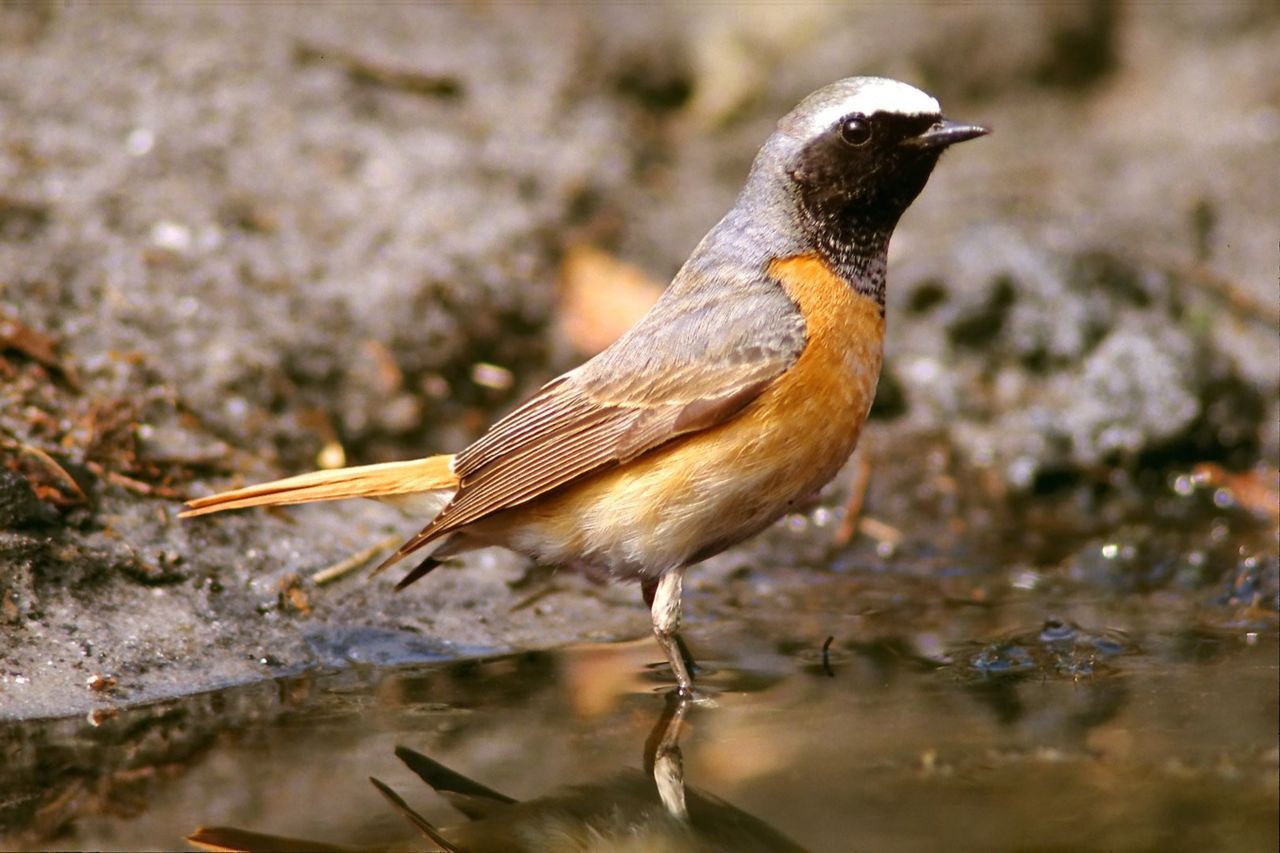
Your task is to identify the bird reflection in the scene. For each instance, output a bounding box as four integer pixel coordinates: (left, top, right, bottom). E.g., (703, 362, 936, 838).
(187, 694, 806, 852)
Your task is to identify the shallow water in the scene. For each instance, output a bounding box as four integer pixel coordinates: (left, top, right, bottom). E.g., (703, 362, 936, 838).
(4, 592, 1276, 852)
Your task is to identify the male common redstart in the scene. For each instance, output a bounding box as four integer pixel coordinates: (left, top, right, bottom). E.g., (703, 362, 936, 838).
(182, 77, 987, 696)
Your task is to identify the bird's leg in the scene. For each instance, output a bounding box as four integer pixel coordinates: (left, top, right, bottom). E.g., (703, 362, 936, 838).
(645, 569, 695, 696)
(673, 633, 697, 678)
(642, 576, 699, 678)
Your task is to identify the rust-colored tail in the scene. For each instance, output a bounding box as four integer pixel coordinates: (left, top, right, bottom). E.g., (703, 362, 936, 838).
(180, 454, 457, 518)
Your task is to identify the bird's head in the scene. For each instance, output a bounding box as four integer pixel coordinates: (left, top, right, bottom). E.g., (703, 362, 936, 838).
(772, 77, 987, 241)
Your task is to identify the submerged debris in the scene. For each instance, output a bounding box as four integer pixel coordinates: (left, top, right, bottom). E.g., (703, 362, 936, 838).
(952, 618, 1137, 680)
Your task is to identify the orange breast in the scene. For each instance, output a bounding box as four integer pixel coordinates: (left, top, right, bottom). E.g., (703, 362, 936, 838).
(486, 253, 885, 577)
(756, 253, 885, 473)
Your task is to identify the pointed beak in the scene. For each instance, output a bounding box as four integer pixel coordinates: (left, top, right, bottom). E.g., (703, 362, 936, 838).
(903, 119, 990, 150)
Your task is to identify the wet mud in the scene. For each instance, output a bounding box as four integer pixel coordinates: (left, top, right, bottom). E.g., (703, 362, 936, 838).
(4, 572, 1276, 851)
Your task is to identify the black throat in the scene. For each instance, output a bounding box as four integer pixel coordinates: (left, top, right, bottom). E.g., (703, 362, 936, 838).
(788, 122, 944, 313)
(811, 215, 893, 310)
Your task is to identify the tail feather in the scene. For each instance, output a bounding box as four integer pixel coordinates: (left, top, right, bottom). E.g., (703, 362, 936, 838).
(369, 776, 461, 852)
(392, 556, 442, 590)
(180, 454, 457, 518)
(186, 826, 352, 853)
(394, 744, 516, 819)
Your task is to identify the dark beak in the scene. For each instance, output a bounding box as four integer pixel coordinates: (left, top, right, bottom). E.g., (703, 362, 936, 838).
(903, 119, 989, 150)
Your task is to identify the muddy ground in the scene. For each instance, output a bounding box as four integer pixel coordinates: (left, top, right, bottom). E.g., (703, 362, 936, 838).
(0, 0, 1275, 735)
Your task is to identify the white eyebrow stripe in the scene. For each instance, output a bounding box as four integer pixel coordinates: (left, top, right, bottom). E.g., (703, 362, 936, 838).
(813, 79, 941, 124)
(783, 77, 942, 140)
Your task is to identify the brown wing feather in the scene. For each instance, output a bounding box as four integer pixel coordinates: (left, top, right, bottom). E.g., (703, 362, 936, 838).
(452, 375, 580, 475)
(380, 265, 807, 572)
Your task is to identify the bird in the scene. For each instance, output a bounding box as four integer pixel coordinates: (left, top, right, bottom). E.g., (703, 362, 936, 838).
(181, 76, 987, 697)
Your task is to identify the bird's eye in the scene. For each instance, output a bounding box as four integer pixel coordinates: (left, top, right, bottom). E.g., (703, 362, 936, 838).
(839, 116, 872, 147)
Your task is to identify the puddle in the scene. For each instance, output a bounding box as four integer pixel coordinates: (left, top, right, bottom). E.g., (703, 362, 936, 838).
(3, 601, 1275, 852)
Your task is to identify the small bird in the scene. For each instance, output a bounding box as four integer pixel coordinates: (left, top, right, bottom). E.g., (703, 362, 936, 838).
(182, 77, 987, 696)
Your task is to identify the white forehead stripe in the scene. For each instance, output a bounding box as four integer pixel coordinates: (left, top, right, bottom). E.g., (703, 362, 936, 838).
(839, 77, 939, 117)
(782, 77, 942, 138)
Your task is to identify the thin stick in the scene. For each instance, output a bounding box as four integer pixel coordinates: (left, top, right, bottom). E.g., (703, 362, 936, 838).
(7, 440, 87, 502)
(821, 635, 836, 678)
(858, 516, 903, 545)
(310, 534, 402, 586)
(834, 446, 872, 545)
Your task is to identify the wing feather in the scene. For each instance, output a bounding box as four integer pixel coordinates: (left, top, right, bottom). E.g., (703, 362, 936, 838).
(381, 266, 807, 570)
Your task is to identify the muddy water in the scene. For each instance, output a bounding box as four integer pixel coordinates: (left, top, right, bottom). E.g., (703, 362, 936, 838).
(4, 585, 1276, 852)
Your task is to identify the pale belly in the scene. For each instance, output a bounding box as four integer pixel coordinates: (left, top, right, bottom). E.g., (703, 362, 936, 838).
(492, 379, 877, 580)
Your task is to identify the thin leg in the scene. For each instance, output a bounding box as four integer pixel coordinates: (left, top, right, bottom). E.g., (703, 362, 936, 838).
(643, 577, 699, 679)
(649, 569, 695, 696)
(674, 633, 698, 678)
